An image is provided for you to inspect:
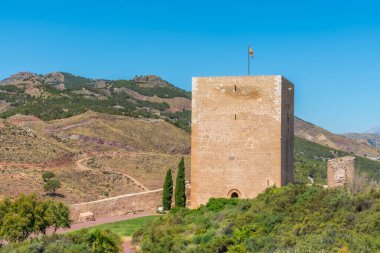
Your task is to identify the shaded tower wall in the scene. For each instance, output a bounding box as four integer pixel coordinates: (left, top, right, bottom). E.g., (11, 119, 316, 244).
(190, 76, 294, 208)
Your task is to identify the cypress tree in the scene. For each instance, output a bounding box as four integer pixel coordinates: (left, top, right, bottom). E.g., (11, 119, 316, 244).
(175, 156, 186, 207)
(162, 169, 173, 210)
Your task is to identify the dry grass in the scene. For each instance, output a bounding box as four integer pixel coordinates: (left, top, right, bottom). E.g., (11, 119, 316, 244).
(0, 112, 191, 204)
(87, 152, 190, 190)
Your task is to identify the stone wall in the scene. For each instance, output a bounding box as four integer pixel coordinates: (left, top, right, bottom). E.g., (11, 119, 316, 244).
(70, 189, 162, 222)
(327, 156, 355, 188)
(191, 76, 294, 208)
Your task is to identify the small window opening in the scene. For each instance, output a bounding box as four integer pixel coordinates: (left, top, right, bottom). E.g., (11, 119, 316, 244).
(231, 192, 239, 198)
(234, 85, 237, 92)
(234, 114, 237, 120)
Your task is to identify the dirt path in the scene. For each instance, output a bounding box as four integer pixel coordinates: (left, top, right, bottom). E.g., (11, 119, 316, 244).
(122, 237, 136, 253)
(75, 157, 150, 191)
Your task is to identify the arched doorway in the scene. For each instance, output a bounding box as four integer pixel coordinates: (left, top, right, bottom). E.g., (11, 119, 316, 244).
(231, 192, 239, 198)
(227, 189, 241, 199)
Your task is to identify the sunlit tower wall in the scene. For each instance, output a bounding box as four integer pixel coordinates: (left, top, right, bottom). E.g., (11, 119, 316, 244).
(190, 76, 294, 208)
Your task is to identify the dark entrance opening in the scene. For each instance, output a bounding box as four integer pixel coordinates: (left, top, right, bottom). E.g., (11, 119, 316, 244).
(231, 192, 239, 198)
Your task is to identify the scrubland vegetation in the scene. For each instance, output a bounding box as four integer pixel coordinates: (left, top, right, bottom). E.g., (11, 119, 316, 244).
(0, 229, 121, 253)
(133, 184, 380, 252)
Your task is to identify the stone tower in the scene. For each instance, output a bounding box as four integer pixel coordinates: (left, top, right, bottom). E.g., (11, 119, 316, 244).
(191, 76, 294, 208)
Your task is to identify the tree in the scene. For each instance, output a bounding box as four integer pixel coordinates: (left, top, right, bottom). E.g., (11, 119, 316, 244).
(44, 179, 61, 195)
(0, 195, 45, 241)
(42, 171, 56, 182)
(48, 201, 71, 233)
(174, 157, 186, 207)
(0, 195, 72, 242)
(162, 169, 173, 210)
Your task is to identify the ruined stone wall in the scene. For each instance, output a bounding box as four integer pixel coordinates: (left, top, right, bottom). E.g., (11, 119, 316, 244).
(70, 189, 162, 222)
(327, 156, 356, 188)
(191, 76, 294, 208)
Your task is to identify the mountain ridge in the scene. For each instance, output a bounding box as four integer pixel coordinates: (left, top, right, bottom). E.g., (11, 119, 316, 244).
(0, 71, 191, 132)
(1, 71, 379, 158)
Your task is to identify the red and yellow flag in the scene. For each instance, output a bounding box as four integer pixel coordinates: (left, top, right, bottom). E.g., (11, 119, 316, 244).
(249, 47, 254, 59)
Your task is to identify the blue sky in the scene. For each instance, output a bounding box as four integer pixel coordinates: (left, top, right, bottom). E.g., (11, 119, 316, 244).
(1, 0, 379, 133)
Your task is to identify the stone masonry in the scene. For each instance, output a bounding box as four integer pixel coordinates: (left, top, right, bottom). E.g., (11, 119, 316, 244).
(327, 156, 356, 188)
(191, 76, 294, 208)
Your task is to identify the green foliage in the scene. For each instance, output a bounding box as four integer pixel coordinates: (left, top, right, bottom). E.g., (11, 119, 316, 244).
(163, 169, 174, 210)
(0, 195, 71, 242)
(0, 229, 121, 253)
(85, 229, 121, 253)
(0, 85, 24, 93)
(112, 80, 191, 99)
(174, 157, 186, 207)
(162, 110, 191, 133)
(42, 171, 56, 182)
(205, 198, 239, 211)
(133, 184, 380, 252)
(48, 202, 71, 233)
(44, 179, 61, 195)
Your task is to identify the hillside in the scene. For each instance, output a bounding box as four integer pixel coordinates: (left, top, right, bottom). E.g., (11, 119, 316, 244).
(343, 132, 380, 150)
(0, 72, 191, 132)
(295, 117, 380, 158)
(133, 184, 380, 252)
(0, 112, 190, 204)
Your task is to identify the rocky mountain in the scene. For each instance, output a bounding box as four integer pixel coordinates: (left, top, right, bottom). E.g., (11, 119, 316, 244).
(0, 72, 191, 132)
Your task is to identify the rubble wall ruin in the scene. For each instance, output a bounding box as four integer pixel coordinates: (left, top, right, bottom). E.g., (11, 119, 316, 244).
(327, 156, 356, 188)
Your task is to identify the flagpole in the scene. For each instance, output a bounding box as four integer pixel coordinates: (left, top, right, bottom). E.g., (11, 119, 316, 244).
(248, 44, 250, 76)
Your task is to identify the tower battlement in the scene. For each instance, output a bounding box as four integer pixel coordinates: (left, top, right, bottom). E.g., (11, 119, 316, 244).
(190, 76, 294, 208)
